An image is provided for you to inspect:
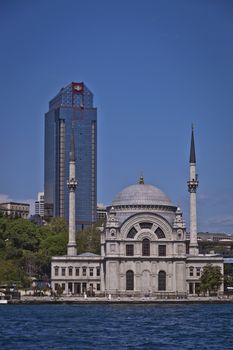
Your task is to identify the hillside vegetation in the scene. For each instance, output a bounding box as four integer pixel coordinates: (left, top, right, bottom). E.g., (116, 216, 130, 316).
(0, 215, 101, 288)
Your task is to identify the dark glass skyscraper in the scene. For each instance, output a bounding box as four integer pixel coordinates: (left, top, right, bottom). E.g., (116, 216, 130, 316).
(44, 82, 97, 229)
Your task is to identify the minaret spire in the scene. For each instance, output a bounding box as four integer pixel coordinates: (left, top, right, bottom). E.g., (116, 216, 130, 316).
(187, 126, 199, 255)
(189, 124, 196, 163)
(67, 128, 78, 256)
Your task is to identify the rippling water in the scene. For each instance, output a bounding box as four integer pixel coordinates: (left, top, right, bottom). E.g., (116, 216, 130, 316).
(0, 303, 233, 349)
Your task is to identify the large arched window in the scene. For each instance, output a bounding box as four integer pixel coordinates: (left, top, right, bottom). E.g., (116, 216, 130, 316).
(140, 222, 153, 230)
(158, 271, 166, 291)
(127, 227, 137, 238)
(126, 270, 134, 290)
(155, 227, 165, 239)
(142, 238, 150, 256)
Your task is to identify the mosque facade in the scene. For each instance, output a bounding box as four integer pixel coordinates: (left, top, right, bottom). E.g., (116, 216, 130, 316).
(51, 129, 224, 297)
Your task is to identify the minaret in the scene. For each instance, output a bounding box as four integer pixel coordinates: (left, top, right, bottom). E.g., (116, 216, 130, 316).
(187, 126, 199, 255)
(67, 129, 78, 256)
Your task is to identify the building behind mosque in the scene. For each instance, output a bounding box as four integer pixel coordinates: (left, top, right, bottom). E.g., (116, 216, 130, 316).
(51, 129, 224, 297)
(44, 82, 97, 230)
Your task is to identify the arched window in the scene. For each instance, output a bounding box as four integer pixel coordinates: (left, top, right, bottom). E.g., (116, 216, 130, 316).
(158, 271, 166, 291)
(126, 270, 134, 290)
(140, 222, 153, 229)
(142, 238, 150, 256)
(155, 227, 165, 239)
(127, 227, 137, 238)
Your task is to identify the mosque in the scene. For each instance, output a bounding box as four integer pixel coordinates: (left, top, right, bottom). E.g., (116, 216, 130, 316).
(51, 129, 224, 297)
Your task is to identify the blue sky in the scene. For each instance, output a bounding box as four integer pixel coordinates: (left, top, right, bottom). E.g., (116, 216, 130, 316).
(0, 0, 233, 233)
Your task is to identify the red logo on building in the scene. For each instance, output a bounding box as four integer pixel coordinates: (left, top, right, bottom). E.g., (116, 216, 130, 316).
(72, 82, 84, 94)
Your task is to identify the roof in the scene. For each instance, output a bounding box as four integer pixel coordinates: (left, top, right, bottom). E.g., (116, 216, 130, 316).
(78, 252, 100, 257)
(112, 183, 173, 207)
(0, 202, 30, 207)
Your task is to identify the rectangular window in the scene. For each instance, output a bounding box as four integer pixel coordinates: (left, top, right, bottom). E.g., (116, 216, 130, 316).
(90, 268, 94, 277)
(75, 267, 80, 276)
(69, 268, 73, 276)
(96, 267, 100, 276)
(126, 244, 134, 256)
(54, 267, 59, 276)
(97, 283, 100, 291)
(189, 267, 194, 277)
(196, 267, 201, 277)
(62, 283, 65, 291)
(74, 282, 81, 294)
(68, 282, 73, 293)
(82, 267, 86, 276)
(189, 283, 194, 294)
(62, 268, 66, 276)
(158, 245, 166, 256)
(82, 282, 87, 293)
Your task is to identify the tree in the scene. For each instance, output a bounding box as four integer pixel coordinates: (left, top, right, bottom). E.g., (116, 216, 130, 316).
(2, 218, 40, 251)
(199, 264, 223, 295)
(0, 215, 101, 281)
(0, 259, 30, 288)
(76, 223, 101, 255)
(48, 217, 68, 235)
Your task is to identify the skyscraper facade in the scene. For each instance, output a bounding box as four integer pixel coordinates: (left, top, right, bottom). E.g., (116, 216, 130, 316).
(35, 192, 44, 217)
(44, 82, 97, 229)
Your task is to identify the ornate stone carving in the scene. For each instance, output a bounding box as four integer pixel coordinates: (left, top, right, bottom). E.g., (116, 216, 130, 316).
(138, 232, 154, 240)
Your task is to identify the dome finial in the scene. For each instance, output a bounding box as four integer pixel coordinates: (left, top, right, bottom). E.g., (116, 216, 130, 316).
(138, 173, 144, 185)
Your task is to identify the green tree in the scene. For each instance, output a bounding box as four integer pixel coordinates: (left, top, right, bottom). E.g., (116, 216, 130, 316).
(199, 264, 223, 295)
(37, 218, 68, 276)
(48, 217, 68, 234)
(0, 215, 102, 281)
(76, 223, 101, 255)
(2, 218, 40, 251)
(0, 259, 30, 288)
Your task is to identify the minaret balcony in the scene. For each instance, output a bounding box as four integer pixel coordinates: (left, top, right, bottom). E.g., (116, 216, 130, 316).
(67, 178, 78, 191)
(187, 180, 198, 193)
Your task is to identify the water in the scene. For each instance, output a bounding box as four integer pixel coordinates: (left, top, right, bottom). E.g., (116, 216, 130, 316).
(0, 303, 233, 349)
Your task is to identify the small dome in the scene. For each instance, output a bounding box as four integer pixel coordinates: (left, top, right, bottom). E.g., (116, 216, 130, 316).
(112, 183, 173, 207)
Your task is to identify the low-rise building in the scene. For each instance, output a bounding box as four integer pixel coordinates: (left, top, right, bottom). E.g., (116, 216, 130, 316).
(51, 253, 102, 295)
(0, 202, 30, 219)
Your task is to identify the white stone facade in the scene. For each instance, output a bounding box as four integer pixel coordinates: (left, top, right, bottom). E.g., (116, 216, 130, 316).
(50, 128, 223, 297)
(51, 254, 102, 295)
(51, 182, 223, 297)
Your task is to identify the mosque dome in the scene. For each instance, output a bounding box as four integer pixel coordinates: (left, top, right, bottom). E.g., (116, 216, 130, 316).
(112, 178, 173, 207)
